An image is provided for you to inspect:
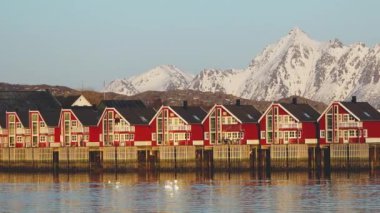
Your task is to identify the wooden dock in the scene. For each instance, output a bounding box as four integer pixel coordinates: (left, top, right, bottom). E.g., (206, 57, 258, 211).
(270, 144, 309, 169)
(0, 143, 378, 172)
(213, 145, 251, 170)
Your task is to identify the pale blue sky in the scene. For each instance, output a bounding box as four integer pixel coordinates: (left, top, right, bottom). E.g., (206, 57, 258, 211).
(1, 0, 379, 89)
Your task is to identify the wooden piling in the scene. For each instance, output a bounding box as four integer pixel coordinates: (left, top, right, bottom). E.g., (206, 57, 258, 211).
(330, 144, 369, 170)
(213, 145, 251, 171)
(158, 146, 196, 171)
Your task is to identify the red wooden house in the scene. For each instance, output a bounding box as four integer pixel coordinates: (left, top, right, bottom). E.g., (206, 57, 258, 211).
(0, 91, 61, 148)
(0, 112, 6, 146)
(258, 99, 320, 145)
(149, 101, 207, 146)
(97, 100, 155, 147)
(202, 100, 261, 146)
(58, 107, 100, 147)
(318, 97, 380, 144)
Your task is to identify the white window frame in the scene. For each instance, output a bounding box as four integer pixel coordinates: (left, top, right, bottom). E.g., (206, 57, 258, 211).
(320, 130, 325, 138)
(204, 132, 209, 140)
(363, 129, 368, 138)
(71, 120, 77, 127)
(152, 133, 156, 141)
(17, 136, 23, 143)
(261, 131, 266, 139)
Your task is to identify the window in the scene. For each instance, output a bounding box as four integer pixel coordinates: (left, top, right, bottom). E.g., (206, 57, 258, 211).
(40, 135, 46, 142)
(32, 122, 38, 135)
(71, 121, 77, 127)
(71, 135, 77, 142)
(157, 134, 163, 144)
(204, 132, 209, 140)
(320, 130, 325, 138)
(186, 133, 190, 140)
(261, 131, 266, 139)
(64, 121, 70, 134)
(152, 133, 156, 141)
(334, 105, 339, 114)
(84, 135, 89, 141)
(9, 114, 15, 122)
(327, 131, 333, 143)
(363, 129, 368, 138)
(239, 132, 244, 139)
(9, 137, 15, 147)
(297, 131, 301, 138)
(17, 136, 23, 143)
(114, 134, 119, 141)
(289, 131, 295, 138)
(64, 136, 70, 145)
(64, 113, 70, 120)
(349, 130, 355, 137)
(40, 122, 46, 128)
(16, 122, 22, 129)
(108, 111, 113, 119)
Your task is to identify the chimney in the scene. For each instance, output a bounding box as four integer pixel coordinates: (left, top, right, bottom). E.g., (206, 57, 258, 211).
(352, 96, 357, 103)
(236, 99, 241, 106)
(292, 97, 297, 104)
(183, 100, 188, 109)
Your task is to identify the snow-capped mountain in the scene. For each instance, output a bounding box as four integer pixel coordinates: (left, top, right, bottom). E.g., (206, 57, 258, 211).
(104, 65, 193, 96)
(105, 28, 380, 107)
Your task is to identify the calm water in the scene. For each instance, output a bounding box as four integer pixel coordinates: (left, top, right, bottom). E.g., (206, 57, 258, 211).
(0, 170, 380, 212)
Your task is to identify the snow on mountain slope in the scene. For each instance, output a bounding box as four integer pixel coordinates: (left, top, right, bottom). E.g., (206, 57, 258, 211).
(188, 68, 250, 95)
(105, 65, 193, 96)
(105, 28, 380, 108)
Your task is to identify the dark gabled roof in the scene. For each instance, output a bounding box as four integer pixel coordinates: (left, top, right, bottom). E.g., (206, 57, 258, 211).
(0, 90, 61, 111)
(56, 95, 80, 108)
(223, 105, 261, 123)
(99, 100, 145, 108)
(0, 110, 5, 128)
(17, 110, 30, 127)
(117, 107, 156, 125)
(0, 91, 62, 127)
(71, 107, 100, 126)
(170, 106, 207, 124)
(340, 102, 380, 121)
(39, 109, 61, 126)
(280, 103, 320, 122)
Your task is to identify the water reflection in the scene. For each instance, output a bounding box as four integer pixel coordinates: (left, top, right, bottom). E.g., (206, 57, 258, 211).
(0, 170, 379, 212)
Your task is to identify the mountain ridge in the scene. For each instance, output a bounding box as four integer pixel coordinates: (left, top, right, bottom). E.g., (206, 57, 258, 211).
(105, 27, 380, 107)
